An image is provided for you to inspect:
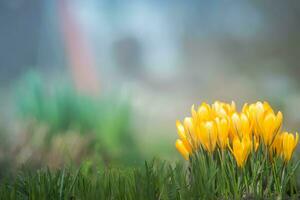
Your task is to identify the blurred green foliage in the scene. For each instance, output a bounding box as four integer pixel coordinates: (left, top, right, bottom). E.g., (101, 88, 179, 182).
(13, 71, 141, 166)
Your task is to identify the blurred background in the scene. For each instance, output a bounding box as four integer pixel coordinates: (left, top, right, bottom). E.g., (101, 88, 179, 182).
(0, 0, 300, 176)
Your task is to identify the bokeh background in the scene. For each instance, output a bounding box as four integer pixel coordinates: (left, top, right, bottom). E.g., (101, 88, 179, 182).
(1, 0, 300, 176)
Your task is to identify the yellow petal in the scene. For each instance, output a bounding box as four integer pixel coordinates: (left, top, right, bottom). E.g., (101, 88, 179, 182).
(216, 118, 229, 149)
(241, 113, 250, 137)
(176, 120, 186, 140)
(275, 111, 283, 131)
(191, 104, 198, 121)
(184, 117, 194, 135)
(262, 113, 276, 145)
(231, 113, 241, 138)
(198, 103, 211, 121)
(175, 139, 189, 160)
(263, 101, 273, 113)
(231, 101, 236, 113)
(282, 132, 298, 162)
(199, 121, 217, 153)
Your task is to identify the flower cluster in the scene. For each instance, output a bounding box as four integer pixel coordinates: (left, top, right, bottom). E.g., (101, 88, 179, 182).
(175, 101, 299, 167)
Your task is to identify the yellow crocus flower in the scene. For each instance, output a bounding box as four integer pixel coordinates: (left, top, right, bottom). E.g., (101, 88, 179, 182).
(269, 133, 283, 159)
(231, 113, 241, 138)
(175, 139, 190, 160)
(212, 101, 228, 118)
(282, 132, 299, 162)
(248, 102, 265, 123)
(249, 101, 270, 118)
(197, 102, 211, 121)
(215, 117, 229, 150)
(212, 101, 236, 118)
(199, 121, 217, 153)
(242, 103, 249, 114)
(175, 101, 298, 164)
(261, 111, 282, 146)
(229, 136, 252, 168)
(231, 113, 251, 140)
(183, 117, 197, 142)
(176, 120, 192, 152)
(176, 120, 186, 140)
(191, 104, 198, 122)
(248, 101, 274, 137)
(224, 101, 236, 116)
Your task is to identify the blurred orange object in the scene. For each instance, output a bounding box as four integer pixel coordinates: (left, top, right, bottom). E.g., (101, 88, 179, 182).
(58, 0, 100, 96)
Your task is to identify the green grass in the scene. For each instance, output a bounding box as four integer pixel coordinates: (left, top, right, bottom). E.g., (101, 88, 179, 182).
(0, 158, 299, 200)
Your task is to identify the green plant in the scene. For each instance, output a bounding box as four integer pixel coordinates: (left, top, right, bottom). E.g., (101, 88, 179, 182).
(13, 71, 141, 166)
(175, 101, 300, 199)
(0, 159, 299, 199)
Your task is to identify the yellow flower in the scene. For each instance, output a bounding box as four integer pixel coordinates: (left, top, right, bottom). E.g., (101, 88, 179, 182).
(196, 102, 212, 121)
(229, 136, 252, 168)
(261, 111, 282, 146)
(215, 117, 229, 150)
(247, 102, 282, 146)
(271, 134, 283, 157)
(175, 101, 298, 163)
(183, 117, 197, 145)
(224, 101, 236, 116)
(212, 101, 228, 118)
(248, 102, 268, 135)
(248, 101, 272, 121)
(242, 103, 256, 136)
(176, 121, 192, 153)
(230, 112, 251, 140)
(212, 101, 236, 118)
(282, 132, 299, 162)
(199, 121, 217, 153)
(176, 120, 186, 139)
(175, 139, 190, 160)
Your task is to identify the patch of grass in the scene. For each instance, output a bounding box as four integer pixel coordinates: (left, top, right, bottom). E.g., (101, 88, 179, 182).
(0, 158, 299, 200)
